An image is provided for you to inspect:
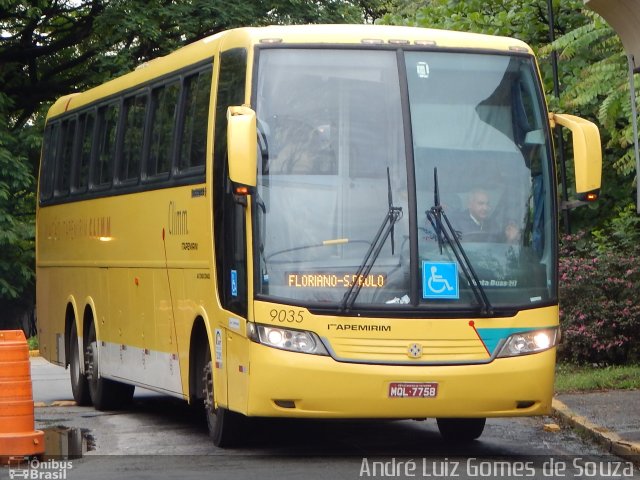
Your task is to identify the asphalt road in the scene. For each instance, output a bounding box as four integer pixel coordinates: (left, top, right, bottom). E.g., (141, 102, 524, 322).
(8, 357, 638, 480)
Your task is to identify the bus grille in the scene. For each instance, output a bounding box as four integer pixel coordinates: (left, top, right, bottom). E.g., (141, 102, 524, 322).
(326, 336, 490, 364)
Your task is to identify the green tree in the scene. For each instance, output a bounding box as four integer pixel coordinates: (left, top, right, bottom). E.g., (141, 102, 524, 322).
(380, 0, 585, 46)
(0, 92, 37, 327)
(540, 11, 637, 223)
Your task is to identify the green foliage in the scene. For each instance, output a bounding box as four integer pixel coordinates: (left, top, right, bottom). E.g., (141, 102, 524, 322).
(27, 335, 39, 351)
(0, 93, 36, 304)
(558, 232, 640, 365)
(591, 203, 640, 253)
(380, 0, 586, 51)
(541, 10, 638, 225)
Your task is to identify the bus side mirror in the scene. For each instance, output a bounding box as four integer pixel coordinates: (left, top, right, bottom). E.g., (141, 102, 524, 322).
(227, 106, 257, 193)
(550, 113, 602, 202)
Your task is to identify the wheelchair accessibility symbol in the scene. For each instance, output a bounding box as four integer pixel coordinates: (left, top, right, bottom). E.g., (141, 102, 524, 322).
(422, 261, 459, 299)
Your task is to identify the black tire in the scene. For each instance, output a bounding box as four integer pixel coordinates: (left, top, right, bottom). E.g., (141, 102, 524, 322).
(203, 345, 246, 447)
(69, 322, 91, 406)
(85, 322, 135, 410)
(436, 418, 486, 442)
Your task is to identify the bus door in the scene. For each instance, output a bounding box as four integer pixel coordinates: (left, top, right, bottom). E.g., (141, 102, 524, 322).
(213, 47, 250, 413)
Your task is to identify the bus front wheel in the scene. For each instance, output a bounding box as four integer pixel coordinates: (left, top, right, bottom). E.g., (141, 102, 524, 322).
(203, 346, 245, 447)
(85, 322, 134, 410)
(436, 418, 486, 442)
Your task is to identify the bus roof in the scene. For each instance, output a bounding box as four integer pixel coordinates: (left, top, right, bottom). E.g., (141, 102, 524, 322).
(238, 24, 532, 52)
(46, 24, 533, 119)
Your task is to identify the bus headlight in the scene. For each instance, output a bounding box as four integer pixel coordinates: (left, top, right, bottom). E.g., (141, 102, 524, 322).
(248, 324, 329, 356)
(496, 328, 558, 358)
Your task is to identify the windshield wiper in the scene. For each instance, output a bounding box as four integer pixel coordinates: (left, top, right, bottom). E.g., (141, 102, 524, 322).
(341, 167, 402, 312)
(426, 168, 493, 316)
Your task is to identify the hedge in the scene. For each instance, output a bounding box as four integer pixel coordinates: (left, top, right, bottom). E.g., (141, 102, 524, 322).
(558, 232, 640, 365)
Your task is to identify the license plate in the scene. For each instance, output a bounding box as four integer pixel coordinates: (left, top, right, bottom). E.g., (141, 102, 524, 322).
(388, 382, 438, 398)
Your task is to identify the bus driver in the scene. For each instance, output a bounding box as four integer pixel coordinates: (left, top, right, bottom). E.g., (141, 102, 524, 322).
(454, 188, 520, 243)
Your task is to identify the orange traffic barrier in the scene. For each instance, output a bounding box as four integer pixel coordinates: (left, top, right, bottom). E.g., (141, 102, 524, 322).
(0, 330, 45, 462)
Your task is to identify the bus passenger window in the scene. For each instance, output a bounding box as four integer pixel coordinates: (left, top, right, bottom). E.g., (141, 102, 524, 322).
(93, 102, 120, 189)
(178, 69, 212, 174)
(74, 111, 95, 193)
(40, 123, 59, 202)
(54, 118, 76, 198)
(148, 82, 179, 180)
(119, 94, 148, 184)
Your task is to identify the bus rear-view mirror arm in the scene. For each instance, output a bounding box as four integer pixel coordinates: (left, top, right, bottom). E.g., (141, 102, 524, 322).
(549, 112, 602, 202)
(227, 105, 258, 195)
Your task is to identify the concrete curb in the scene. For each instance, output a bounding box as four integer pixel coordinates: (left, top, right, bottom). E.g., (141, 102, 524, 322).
(552, 398, 640, 464)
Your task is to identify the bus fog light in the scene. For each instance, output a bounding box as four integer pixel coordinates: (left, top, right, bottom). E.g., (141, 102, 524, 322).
(497, 328, 558, 358)
(251, 324, 329, 356)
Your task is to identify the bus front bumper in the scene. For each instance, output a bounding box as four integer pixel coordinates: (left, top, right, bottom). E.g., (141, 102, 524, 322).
(246, 344, 555, 419)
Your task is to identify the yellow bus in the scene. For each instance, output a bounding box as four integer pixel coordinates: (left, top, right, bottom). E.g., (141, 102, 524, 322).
(36, 25, 602, 447)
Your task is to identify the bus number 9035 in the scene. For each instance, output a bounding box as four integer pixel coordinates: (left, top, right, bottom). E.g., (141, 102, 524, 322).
(270, 309, 304, 323)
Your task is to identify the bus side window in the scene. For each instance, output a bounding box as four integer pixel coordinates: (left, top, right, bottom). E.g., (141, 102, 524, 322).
(54, 118, 76, 198)
(147, 82, 180, 181)
(92, 102, 120, 189)
(74, 110, 95, 194)
(118, 93, 148, 185)
(214, 48, 247, 317)
(177, 68, 212, 175)
(40, 123, 60, 202)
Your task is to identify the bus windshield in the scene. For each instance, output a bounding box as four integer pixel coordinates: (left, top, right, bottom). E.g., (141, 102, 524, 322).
(254, 48, 554, 312)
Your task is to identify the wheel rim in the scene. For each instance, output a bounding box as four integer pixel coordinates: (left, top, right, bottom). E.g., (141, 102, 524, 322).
(85, 336, 98, 390)
(71, 341, 80, 384)
(202, 359, 217, 423)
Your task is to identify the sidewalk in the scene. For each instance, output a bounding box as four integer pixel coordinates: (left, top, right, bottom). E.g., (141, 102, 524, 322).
(553, 390, 640, 464)
(29, 355, 73, 406)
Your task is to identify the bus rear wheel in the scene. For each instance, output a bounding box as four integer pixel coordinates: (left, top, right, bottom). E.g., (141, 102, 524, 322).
(69, 321, 91, 406)
(436, 418, 486, 442)
(85, 322, 134, 410)
(203, 346, 245, 447)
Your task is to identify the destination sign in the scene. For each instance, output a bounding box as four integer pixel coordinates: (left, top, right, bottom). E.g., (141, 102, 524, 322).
(287, 272, 386, 288)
